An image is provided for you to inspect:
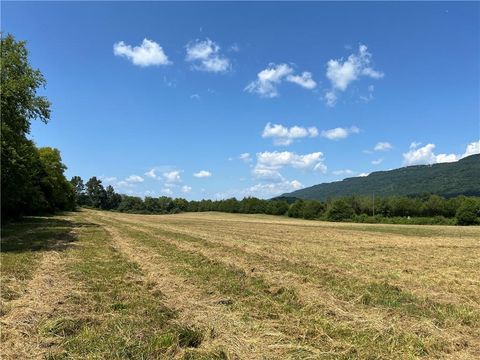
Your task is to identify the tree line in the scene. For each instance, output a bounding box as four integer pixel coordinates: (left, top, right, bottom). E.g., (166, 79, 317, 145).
(72, 175, 480, 225)
(1, 34, 75, 219)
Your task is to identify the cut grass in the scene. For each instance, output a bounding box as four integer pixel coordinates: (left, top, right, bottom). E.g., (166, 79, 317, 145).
(2, 210, 479, 359)
(96, 217, 452, 358)
(41, 216, 218, 359)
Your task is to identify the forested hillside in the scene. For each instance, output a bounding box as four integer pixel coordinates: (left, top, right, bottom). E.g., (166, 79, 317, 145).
(282, 154, 480, 200)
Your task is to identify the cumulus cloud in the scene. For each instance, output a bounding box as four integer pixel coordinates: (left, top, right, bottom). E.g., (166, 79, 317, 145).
(125, 175, 144, 183)
(185, 38, 230, 73)
(245, 63, 316, 98)
(401, 141, 479, 166)
(286, 72, 317, 89)
(325, 44, 383, 106)
(374, 142, 393, 151)
(262, 122, 318, 146)
(358, 172, 370, 177)
(193, 170, 212, 178)
(257, 151, 326, 170)
(253, 151, 327, 182)
(163, 170, 181, 183)
(371, 158, 383, 165)
(113, 38, 170, 66)
(245, 64, 293, 98)
(320, 126, 360, 140)
(463, 140, 480, 157)
(181, 185, 192, 193)
(144, 168, 158, 179)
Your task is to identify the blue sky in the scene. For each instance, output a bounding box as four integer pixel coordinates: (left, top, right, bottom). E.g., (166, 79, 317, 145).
(3, 2, 479, 199)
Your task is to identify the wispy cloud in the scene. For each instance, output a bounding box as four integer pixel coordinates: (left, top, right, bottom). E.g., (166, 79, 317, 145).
(114, 38, 170, 66)
(374, 142, 393, 151)
(181, 185, 192, 193)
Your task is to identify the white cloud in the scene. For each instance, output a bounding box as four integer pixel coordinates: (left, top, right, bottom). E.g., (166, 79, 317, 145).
(185, 38, 230, 73)
(193, 170, 212, 178)
(262, 122, 318, 146)
(252, 167, 284, 181)
(325, 44, 383, 106)
(324, 90, 338, 107)
(253, 151, 327, 180)
(246, 64, 316, 98)
(245, 63, 293, 98)
(435, 153, 458, 163)
(239, 153, 252, 162)
(161, 188, 173, 195)
(181, 185, 192, 193)
(371, 158, 383, 165)
(358, 172, 370, 177)
(403, 143, 437, 165)
(462, 140, 480, 158)
(125, 175, 144, 183)
(321, 126, 360, 140)
(144, 168, 158, 179)
(163, 170, 181, 183)
(243, 180, 303, 198)
(374, 142, 393, 151)
(190, 94, 200, 100)
(402, 143, 461, 165)
(116, 180, 133, 188)
(114, 39, 170, 67)
(332, 169, 354, 176)
(286, 72, 317, 89)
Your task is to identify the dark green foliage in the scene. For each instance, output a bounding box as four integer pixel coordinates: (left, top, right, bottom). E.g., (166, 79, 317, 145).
(283, 154, 480, 200)
(287, 200, 304, 218)
(326, 199, 355, 221)
(456, 200, 479, 225)
(70, 176, 89, 206)
(302, 200, 325, 219)
(1, 34, 74, 219)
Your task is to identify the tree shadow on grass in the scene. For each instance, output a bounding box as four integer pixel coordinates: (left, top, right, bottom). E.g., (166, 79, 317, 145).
(1, 215, 98, 253)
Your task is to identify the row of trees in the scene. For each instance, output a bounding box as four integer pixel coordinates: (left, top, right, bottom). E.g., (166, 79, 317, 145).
(72, 175, 480, 225)
(1, 34, 75, 219)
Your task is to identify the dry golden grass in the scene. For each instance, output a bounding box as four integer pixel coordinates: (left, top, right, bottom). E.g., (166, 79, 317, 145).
(1, 209, 479, 359)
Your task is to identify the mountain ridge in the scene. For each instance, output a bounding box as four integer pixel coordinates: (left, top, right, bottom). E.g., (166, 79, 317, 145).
(279, 154, 480, 200)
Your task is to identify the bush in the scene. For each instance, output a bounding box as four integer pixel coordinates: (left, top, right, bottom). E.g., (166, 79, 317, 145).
(326, 199, 355, 221)
(456, 201, 479, 225)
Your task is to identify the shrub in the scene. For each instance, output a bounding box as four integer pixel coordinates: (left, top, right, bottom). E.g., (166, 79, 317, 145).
(456, 201, 479, 225)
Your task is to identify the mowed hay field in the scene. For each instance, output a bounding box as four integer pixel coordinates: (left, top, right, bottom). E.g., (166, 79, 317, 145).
(1, 210, 479, 359)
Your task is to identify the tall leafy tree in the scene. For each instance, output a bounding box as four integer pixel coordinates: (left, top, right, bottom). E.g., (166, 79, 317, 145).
(1, 34, 51, 218)
(85, 177, 107, 209)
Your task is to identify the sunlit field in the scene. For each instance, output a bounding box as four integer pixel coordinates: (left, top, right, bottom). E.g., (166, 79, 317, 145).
(1, 210, 479, 359)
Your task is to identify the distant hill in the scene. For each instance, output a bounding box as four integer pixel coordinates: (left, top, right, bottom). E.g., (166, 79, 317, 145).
(279, 154, 480, 201)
